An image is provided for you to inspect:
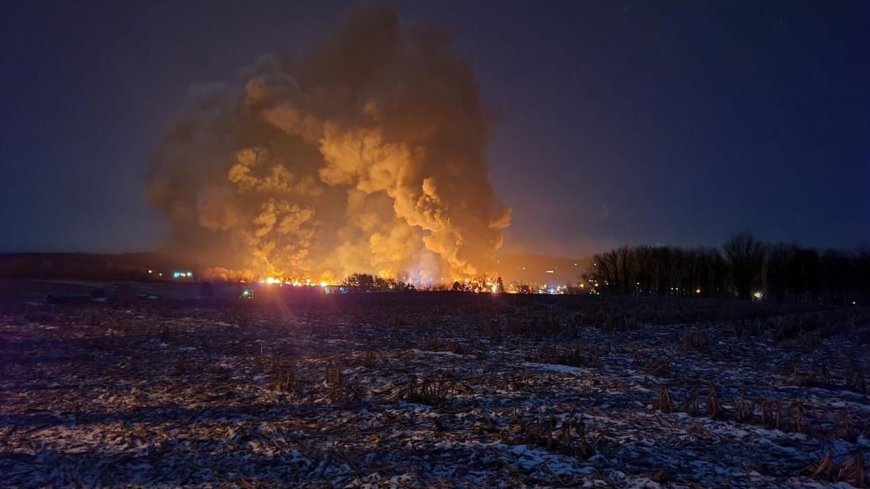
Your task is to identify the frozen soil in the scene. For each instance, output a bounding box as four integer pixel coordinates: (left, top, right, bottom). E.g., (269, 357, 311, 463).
(1, 294, 868, 488)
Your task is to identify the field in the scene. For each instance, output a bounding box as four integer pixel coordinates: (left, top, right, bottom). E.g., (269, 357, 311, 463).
(1, 285, 868, 488)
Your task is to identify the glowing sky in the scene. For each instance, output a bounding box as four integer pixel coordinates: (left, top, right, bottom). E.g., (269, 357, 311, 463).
(1, 1, 867, 256)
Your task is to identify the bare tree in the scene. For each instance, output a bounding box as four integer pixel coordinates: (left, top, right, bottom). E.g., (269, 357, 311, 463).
(723, 233, 767, 300)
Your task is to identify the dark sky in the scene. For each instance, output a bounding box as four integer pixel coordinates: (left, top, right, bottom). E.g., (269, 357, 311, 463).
(1, 0, 868, 257)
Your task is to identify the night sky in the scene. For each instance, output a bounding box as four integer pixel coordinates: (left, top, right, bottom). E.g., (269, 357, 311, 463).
(2, 0, 868, 257)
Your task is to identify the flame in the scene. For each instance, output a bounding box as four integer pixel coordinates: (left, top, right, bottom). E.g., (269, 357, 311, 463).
(146, 5, 510, 283)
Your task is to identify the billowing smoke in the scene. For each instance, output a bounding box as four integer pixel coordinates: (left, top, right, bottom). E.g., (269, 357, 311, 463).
(147, 5, 510, 283)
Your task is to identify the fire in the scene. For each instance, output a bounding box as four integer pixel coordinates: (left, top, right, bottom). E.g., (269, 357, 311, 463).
(257, 274, 342, 288)
(247, 270, 511, 294)
(146, 5, 510, 283)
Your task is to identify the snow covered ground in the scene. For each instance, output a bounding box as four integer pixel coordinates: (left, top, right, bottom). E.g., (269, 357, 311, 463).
(1, 296, 867, 487)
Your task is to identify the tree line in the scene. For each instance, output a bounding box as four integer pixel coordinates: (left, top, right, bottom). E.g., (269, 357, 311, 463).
(342, 273, 416, 292)
(584, 233, 869, 304)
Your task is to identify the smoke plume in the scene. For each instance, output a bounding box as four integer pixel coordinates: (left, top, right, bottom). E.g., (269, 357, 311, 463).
(147, 5, 511, 283)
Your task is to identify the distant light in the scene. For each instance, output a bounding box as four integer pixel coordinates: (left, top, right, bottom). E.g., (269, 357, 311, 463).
(320, 281, 329, 288)
(695, 288, 702, 294)
(147, 269, 153, 274)
(853, 301, 857, 305)
(264, 277, 281, 285)
(545, 270, 555, 274)
(752, 291, 763, 300)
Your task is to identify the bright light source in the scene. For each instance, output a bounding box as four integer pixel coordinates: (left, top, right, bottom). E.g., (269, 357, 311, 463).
(695, 288, 701, 294)
(264, 277, 281, 285)
(752, 291, 763, 300)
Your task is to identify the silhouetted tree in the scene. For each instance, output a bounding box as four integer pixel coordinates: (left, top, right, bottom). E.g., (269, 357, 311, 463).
(723, 233, 767, 300)
(766, 244, 820, 303)
(343, 273, 409, 292)
(587, 245, 730, 298)
(343, 273, 375, 291)
(585, 235, 867, 304)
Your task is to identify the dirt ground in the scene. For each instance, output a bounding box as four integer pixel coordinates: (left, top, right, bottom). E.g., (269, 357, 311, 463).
(1, 290, 868, 488)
